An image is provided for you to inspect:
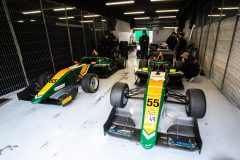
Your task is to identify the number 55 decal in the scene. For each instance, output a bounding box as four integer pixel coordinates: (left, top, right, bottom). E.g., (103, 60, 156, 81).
(147, 98, 160, 107)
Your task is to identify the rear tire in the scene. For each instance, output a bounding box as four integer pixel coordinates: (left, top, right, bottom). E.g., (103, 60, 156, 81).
(116, 57, 126, 68)
(139, 59, 148, 69)
(110, 82, 129, 108)
(186, 89, 206, 118)
(81, 73, 99, 93)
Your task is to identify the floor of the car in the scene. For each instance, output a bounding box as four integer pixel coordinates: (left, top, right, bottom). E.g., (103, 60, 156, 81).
(0, 52, 240, 160)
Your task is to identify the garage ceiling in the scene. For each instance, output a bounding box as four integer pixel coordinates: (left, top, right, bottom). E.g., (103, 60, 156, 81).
(54, 0, 191, 28)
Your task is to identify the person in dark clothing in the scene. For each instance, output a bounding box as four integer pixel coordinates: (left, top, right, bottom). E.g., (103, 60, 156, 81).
(181, 52, 200, 81)
(166, 32, 177, 51)
(176, 32, 187, 60)
(139, 30, 149, 59)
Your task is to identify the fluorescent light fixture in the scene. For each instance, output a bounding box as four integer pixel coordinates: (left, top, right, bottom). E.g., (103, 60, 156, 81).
(30, 19, 36, 22)
(101, 19, 106, 22)
(84, 15, 100, 18)
(124, 11, 145, 15)
(156, 9, 179, 13)
(164, 26, 177, 29)
(22, 10, 41, 14)
(133, 27, 147, 30)
(80, 20, 94, 23)
(106, 1, 134, 6)
(158, 16, 176, 18)
(208, 14, 226, 17)
(58, 16, 74, 20)
(134, 17, 150, 20)
(53, 7, 76, 11)
(17, 20, 24, 23)
(151, 0, 169, 1)
(218, 7, 239, 10)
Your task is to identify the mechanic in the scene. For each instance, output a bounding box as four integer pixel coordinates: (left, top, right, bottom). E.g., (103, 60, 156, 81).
(139, 30, 149, 59)
(166, 32, 177, 51)
(176, 32, 187, 60)
(181, 52, 200, 81)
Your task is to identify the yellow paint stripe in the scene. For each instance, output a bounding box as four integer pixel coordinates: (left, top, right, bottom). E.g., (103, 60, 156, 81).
(80, 64, 89, 76)
(143, 79, 164, 135)
(37, 68, 70, 97)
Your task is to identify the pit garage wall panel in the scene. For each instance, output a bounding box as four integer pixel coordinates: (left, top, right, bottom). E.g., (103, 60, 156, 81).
(203, 22, 218, 77)
(69, 27, 86, 61)
(222, 18, 240, 106)
(0, 2, 27, 96)
(210, 18, 235, 89)
(6, 0, 54, 82)
(199, 25, 208, 67)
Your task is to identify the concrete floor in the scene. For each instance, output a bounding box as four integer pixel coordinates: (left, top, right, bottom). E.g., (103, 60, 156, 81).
(0, 52, 240, 160)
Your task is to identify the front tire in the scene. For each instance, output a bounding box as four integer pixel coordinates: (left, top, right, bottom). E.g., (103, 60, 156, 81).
(186, 89, 206, 118)
(81, 73, 99, 93)
(110, 82, 129, 108)
(139, 59, 148, 69)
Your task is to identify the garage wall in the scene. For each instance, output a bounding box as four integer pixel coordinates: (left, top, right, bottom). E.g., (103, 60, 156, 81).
(190, 0, 240, 107)
(153, 29, 174, 44)
(0, 0, 108, 97)
(114, 19, 132, 43)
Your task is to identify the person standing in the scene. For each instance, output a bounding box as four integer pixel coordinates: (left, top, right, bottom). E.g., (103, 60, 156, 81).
(139, 30, 149, 59)
(176, 32, 187, 60)
(166, 32, 177, 51)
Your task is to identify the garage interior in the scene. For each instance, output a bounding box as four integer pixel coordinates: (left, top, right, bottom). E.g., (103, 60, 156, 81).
(0, 0, 240, 159)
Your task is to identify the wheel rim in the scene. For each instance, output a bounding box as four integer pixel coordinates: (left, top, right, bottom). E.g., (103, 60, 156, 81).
(90, 76, 98, 90)
(123, 59, 126, 67)
(122, 88, 129, 105)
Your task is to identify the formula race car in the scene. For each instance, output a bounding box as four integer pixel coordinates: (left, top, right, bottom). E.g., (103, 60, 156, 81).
(104, 61, 206, 152)
(135, 51, 184, 89)
(17, 62, 101, 106)
(80, 56, 126, 78)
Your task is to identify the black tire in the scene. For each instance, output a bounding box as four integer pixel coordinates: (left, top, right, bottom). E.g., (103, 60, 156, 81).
(139, 59, 148, 69)
(104, 66, 111, 78)
(110, 82, 129, 108)
(186, 89, 206, 118)
(81, 73, 99, 93)
(116, 57, 126, 68)
(35, 71, 53, 91)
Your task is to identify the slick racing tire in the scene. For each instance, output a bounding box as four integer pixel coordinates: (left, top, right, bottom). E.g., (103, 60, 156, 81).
(116, 57, 126, 69)
(139, 59, 148, 69)
(81, 73, 99, 93)
(186, 89, 206, 118)
(110, 82, 129, 108)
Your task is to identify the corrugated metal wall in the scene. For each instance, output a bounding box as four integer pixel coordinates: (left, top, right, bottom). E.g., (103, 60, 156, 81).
(191, 0, 240, 107)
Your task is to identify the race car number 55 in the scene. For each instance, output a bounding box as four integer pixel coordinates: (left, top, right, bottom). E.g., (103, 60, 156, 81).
(147, 98, 160, 107)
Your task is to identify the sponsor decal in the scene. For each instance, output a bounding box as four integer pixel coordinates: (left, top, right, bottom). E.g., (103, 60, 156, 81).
(54, 83, 65, 91)
(62, 96, 72, 105)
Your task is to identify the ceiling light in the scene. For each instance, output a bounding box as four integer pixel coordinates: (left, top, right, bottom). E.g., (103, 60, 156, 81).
(58, 16, 74, 20)
(22, 10, 41, 14)
(156, 9, 179, 13)
(208, 14, 226, 17)
(84, 15, 100, 18)
(151, 0, 170, 1)
(134, 17, 150, 20)
(80, 20, 94, 23)
(133, 27, 147, 30)
(158, 16, 176, 18)
(164, 26, 177, 29)
(124, 11, 145, 15)
(101, 19, 106, 22)
(106, 1, 134, 6)
(17, 20, 24, 23)
(218, 7, 239, 10)
(30, 19, 36, 22)
(53, 7, 76, 11)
